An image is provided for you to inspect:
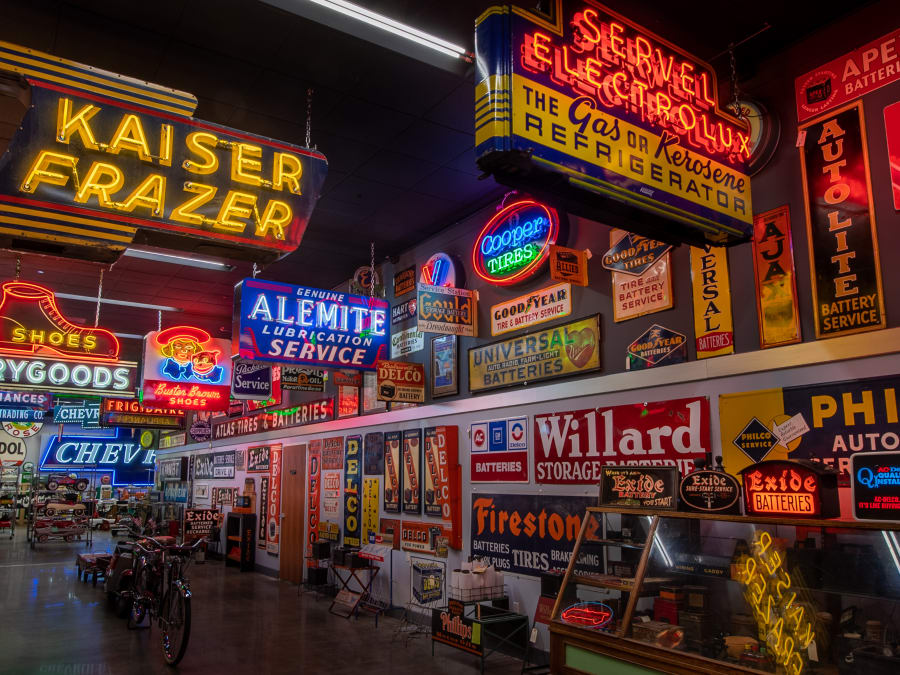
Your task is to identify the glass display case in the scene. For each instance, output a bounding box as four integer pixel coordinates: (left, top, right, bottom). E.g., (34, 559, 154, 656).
(549, 506, 900, 674)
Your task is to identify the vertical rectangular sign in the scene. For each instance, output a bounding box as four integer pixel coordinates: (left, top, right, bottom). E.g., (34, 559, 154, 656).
(752, 206, 801, 348)
(257, 476, 269, 549)
(424, 425, 461, 550)
(690, 246, 734, 358)
(402, 429, 422, 515)
(306, 445, 320, 566)
(800, 102, 885, 338)
(383, 431, 402, 514)
(267, 444, 283, 555)
(343, 435, 362, 547)
(362, 477, 379, 544)
(885, 101, 900, 211)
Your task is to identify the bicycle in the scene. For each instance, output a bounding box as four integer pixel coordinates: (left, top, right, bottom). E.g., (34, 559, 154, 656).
(128, 533, 205, 666)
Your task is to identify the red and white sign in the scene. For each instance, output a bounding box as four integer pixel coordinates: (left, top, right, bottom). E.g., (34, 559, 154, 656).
(267, 444, 283, 555)
(470, 416, 529, 483)
(885, 101, 900, 211)
(533, 397, 710, 484)
(795, 28, 900, 122)
(306, 444, 320, 567)
(400, 520, 451, 555)
(424, 426, 461, 549)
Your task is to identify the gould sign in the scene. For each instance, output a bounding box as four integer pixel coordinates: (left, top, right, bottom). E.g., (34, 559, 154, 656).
(474, 2, 752, 245)
(0, 41, 327, 263)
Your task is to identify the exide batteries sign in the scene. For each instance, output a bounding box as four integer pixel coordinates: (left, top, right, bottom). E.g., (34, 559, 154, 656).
(533, 397, 710, 483)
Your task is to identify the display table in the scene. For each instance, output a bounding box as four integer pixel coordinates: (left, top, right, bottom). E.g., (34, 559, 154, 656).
(329, 563, 379, 619)
(431, 599, 529, 674)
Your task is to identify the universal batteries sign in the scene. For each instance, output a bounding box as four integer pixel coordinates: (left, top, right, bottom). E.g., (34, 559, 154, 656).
(474, 2, 752, 245)
(0, 44, 327, 263)
(235, 278, 389, 370)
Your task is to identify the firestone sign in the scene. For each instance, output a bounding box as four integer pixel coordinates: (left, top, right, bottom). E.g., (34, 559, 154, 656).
(0, 41, 327, 263)
(474, 1, 752, 245)
(235, 278, 389, 371)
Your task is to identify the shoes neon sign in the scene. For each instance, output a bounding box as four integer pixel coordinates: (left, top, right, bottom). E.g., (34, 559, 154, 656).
(0, 281, 136, 396)
(472, 199, 559, 285)
(140, 326, 232, 411)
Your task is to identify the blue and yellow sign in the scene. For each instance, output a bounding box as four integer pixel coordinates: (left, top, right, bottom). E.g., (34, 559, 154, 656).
(0, 40, 327, 263)
(474, 2, 752, 244)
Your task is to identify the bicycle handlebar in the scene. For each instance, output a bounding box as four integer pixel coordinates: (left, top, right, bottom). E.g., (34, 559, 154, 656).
(132, 535, 206, 556)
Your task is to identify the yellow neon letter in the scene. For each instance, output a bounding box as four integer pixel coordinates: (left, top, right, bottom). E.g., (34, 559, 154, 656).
(74, 162, 124, 207)
(231, 143, 264, 187)
(273, 153, 302, 194)
(171, 183, 217, 226)
(158, 124, 174, 167)
(56, 97, 100, 150)
(184, 132, 219, 175)
(119, 174, 166, 215)
(20, 151, 77, 193)
(257, 199, 291, 240)
(107, 113, 152, 161)
(215, 190, 256, 232)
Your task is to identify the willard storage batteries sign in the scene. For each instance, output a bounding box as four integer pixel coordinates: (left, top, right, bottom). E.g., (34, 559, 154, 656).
(474, 2, 752, 245)
(534, 397, 710, 483)
(234, 278, 389, 370)
(721, 375, 900, 480)
(471, 494, 595, 576)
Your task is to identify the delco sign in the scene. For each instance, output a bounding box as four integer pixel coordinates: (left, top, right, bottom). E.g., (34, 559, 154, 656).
(474, 2, 752, 245)
(40, 428, 156, 485)
(235, 278, 388, 371)
(472, 199, 559, 285)
(0, 40, 327, 264)
(534, 397, 710, 483)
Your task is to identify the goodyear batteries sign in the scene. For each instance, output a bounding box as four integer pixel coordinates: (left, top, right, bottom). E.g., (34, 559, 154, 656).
(234, 278, 389, 371)
(474, 2, 752, 244)
(0, 41, 327, 263)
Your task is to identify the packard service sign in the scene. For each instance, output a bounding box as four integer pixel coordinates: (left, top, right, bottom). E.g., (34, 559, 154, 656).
(474, 2, 752, 245)
(234, 278, 389, 371)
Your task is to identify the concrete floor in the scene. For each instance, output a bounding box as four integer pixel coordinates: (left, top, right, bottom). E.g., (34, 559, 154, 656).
(0, 531, 526, 674)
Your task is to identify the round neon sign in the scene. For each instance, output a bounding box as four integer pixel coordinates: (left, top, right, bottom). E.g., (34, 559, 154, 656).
(472, 199, 558, 285)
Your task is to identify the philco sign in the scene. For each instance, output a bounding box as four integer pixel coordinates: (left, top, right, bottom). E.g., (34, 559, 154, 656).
(0, 41, 327, 263)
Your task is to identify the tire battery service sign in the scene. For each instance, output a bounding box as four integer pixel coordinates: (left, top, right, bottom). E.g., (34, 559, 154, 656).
(490, 282, 572, 336)
(721, 375, 900, 482)
(534, 397, 710, 483)
(470, 416, 529, 482)
(603, 230, 672, 323)
(234, 277, 389, 370)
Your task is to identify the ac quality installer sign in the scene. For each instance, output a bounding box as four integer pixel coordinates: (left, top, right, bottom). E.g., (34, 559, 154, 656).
(234, 278, 389, 371)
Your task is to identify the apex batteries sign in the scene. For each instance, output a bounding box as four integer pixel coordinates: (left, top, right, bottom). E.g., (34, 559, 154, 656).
(474, 2, 752, 245)
(534, 397, 710, 483)
(0, 73, 327, 263)
(235, 278, 388, 371)
(40, 428, 156, 485)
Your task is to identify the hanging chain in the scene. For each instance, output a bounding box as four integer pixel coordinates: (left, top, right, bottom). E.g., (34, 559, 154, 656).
(729, 44, 743, 119)
(157, 309, 162, 332)
(369, 241, 375, 298)
(14, 256, 20, 281)
(94, 268, 105, 327)
(499, 190, 518, 210)
(252, 262, 259, 278)
(305, 88, 314, 149)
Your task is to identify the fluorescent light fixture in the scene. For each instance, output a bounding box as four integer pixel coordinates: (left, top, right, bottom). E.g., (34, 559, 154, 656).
(123, 248, 234, 271)
(114, 333, 146, 340)
(55, 293, 181, 312)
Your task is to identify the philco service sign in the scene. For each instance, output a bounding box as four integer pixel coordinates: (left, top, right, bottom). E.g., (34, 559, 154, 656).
(474, 2, 752, 245)
(0, 41, 327, 262)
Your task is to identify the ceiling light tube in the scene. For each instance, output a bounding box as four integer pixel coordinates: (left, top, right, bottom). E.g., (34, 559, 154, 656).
(123, 248, 235, 271)
(55, 293, 181, 312)
(302, 0, 470, 59)
(113, 333, 147, 340)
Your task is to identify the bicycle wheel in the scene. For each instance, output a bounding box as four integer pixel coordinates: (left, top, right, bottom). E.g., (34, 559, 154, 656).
(160, 589, 191, 666)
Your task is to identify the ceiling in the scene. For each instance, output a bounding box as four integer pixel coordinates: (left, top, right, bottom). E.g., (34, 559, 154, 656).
(0, 0, 870, 353)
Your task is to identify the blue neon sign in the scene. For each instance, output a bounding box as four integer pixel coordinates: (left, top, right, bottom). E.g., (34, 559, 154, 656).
(40, 427, 156, 486)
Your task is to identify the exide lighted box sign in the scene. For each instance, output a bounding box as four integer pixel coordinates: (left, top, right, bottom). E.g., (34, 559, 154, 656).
(235, 278, 388, 371)
(40, 428, 156, 486)
(472, 199, 559, 285)
(474, 2, 753, 245)
(740, 460, 839, 519)
(141, 326, 232, 411)
(0, 281, 137, 396)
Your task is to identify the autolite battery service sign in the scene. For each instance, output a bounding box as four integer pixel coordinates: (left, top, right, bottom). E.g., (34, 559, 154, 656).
(533, 397, 710, 483)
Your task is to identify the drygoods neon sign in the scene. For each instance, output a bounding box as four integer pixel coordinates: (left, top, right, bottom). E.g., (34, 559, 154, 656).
(473, 200, 558, 285)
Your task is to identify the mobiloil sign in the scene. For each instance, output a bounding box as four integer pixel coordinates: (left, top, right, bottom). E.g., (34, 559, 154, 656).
(0, 281, 137, 396)
(235, 278, 388, 371)
(40, 428, 156, 485)
(0, 40, 327, 264)
(474, 2, 752, 246)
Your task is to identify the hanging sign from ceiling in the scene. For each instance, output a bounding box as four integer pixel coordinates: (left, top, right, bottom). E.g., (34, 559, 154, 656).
(0, 41, 328, 264)
(40, 427, 156, 485)
(472, 199, 559, 285)
(235, 277, 389, 371)
(0, 281, 137, 396)
(474, 2, 752, 246)
(420, 253, 460, 288)
(100, 398, 185, 430)
(141, 326, 232, 411)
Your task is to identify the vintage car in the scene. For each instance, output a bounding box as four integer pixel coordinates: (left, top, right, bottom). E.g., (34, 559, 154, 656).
(43, 502, 87, 516)
(46, 475, 89, 492)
